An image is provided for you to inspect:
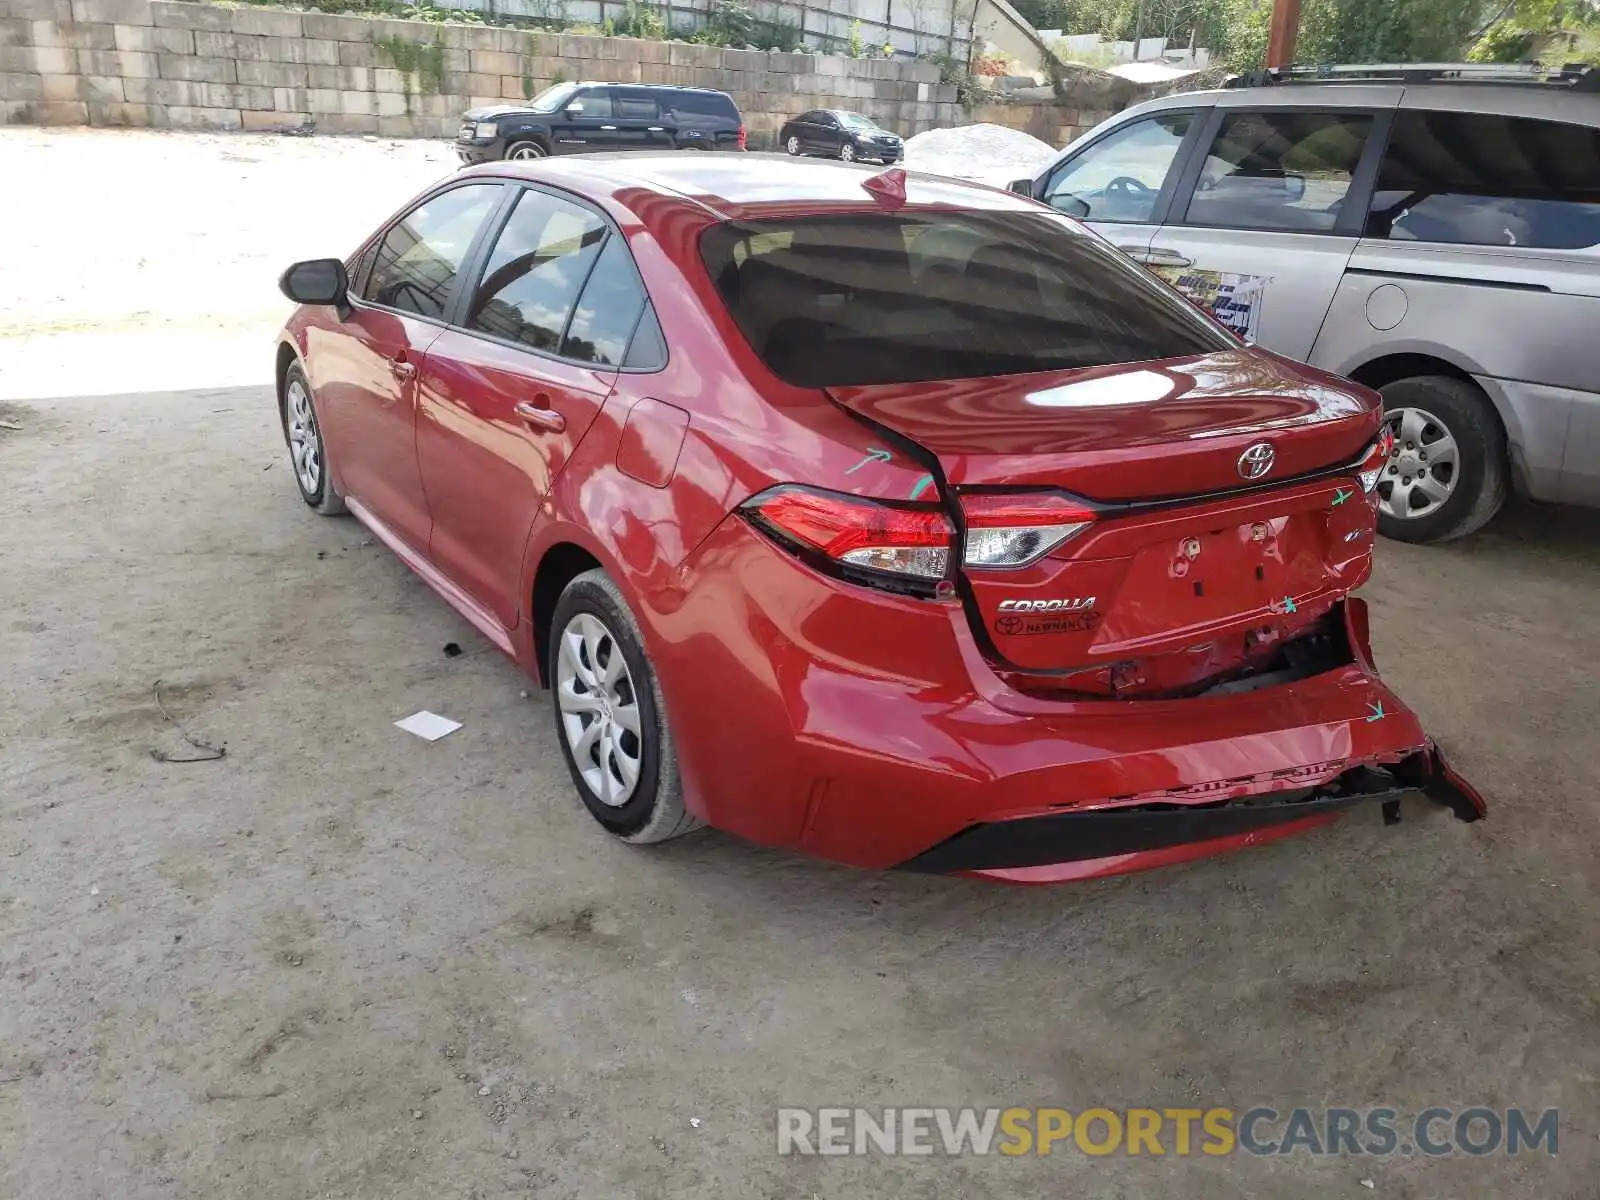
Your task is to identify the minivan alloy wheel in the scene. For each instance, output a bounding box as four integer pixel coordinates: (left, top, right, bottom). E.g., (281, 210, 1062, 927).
(556, 611, 643, 807)
(285, 378, 321, 495)
(1378, 405, 1459, 521)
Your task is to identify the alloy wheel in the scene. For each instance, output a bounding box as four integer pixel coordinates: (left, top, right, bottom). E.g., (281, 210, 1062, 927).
(508, 142, 545, 160)
(556, 612, 643, 808)
(786, 136, 800, 155)
(285, 378, 322, 496)
(840, 142, 856, 162)
(1378, 405, 1460, 521)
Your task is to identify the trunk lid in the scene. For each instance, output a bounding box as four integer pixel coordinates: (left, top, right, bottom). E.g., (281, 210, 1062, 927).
(826, 349, 1383, 694)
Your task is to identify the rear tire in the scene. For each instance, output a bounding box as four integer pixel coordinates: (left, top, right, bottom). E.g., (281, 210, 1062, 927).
(504, 139, 547, 161)
(548, 569, 700, 845)
(785, 135, 801, 156)
(1375, 375, 1506, 544)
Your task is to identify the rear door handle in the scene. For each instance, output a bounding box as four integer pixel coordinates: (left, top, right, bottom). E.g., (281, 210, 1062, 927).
(1144, 247, 1194, 268)
(388, 355, 416, 381)
(514, 399, 566, 433)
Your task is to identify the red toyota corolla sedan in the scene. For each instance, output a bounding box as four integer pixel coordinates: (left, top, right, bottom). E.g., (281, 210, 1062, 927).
(274, 155, 1485, 883)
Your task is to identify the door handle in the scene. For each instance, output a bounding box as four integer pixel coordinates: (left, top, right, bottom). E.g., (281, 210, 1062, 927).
(514, 399, 566, 433)
(647, 126, 664, 132)
(600, 125, 617, 131)
(1143, 247, 1194, 268)
(388, 355, 417, 381)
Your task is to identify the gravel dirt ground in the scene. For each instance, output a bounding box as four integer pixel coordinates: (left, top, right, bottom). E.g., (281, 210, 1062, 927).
(1, 128, 1598, 1200)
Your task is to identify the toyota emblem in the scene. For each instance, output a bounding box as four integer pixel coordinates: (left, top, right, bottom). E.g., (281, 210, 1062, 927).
(1237, 442, 1276, 481)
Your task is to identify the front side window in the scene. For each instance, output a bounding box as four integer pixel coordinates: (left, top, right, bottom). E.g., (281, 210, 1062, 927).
(571, 88, 613, 119)
(701, 212, 1230, 388)
(1183, 110, 1372, 234)
(1366, 111, 1600, 249)
(1043, 113, 1194, 223)
(363, 184, 500, 319)
(465, 190, 607, 353)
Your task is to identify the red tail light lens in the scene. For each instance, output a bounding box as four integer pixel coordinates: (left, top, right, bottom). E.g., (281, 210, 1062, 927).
(737, 126, 748, 150)
(742, 485, 953, 582)
(1357, 426, 1394, 494)
(960, 492, 1097, 569)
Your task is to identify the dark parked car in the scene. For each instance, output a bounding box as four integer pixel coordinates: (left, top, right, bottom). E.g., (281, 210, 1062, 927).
(780, 109, 903, 163)
(455, 81, 746, 163)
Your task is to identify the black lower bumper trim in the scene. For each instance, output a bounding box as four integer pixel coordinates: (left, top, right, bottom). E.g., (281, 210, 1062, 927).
(899, 756, 1481, 875)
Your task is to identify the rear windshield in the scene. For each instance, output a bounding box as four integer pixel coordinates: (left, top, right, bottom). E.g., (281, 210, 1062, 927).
(700, 212, 1231, 387)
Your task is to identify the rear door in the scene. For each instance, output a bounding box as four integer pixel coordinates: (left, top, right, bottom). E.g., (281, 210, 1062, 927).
(1034, 106, 1208, 261)
(614, 88, 669, 150)
(416, 185, 646, 629)
(1146, 91, 1398, 355)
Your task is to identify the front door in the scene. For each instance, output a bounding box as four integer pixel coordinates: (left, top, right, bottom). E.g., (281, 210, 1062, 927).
(1144, 101, 1394, 356)
(1035, 108, 1207, 264)
(324, 181, 503, 552)
(550, 86, 619, 154)
(417, 186, 650, 629)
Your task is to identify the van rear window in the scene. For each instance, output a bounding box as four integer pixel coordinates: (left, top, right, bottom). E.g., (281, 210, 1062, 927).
(699, 212, 1230, 387)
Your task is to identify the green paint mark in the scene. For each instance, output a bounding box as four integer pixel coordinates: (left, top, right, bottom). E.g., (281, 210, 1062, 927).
(1331, 486, 1354, 507)
(844, 447, 891, 475)
(908, 474, 935, 501)
(1365, 701, 1386, 723)
(1278, 595, 1297, 614)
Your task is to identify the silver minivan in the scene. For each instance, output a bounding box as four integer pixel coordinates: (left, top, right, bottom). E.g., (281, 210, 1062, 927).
(1014, 63, 1600, 542)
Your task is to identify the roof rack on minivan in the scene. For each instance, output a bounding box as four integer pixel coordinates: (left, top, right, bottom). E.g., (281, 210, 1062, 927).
(1225, 62, 1599, 92)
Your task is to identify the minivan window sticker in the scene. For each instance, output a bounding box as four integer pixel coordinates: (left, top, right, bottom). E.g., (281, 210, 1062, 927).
(1151, 267, 1272, 343)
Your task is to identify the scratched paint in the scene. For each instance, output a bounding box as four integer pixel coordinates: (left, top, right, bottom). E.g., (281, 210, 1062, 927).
(844, 448, 891, 475)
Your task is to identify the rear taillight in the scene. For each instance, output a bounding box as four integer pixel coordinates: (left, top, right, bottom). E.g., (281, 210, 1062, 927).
(960, 493, 1096, 569)
(742, 485, 953, 584)
(1357, 425, 1395, 493)
(737, 125, 748, 150)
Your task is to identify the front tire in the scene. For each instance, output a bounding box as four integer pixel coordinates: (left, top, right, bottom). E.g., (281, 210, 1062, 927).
(504, 139, 547, 161)
(281, 363, 345, 515)
(839, 142, 856, 163)
(1376, 375, 1507, 544)
(785, 135, 801, 156)
(549, 569, 700, 845)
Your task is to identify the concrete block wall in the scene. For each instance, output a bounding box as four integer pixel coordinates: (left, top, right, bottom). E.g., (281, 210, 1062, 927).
(0, 0, 966, 141)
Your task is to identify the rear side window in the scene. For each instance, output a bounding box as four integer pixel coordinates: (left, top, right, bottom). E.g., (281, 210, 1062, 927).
(563, 235, 649, 366)
(1366, 111, 1600, 249)
(700, 212, 1230, 387)
(465, 190, 606, 352)
(363, 184, 501, 319)
(1183, 111, 1372, 234)
(614, 90, 658, 120)
(663, 90, 738, 122)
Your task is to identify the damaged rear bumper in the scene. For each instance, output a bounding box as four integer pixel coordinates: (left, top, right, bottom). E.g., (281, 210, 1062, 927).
(899, 741, 1485, 881)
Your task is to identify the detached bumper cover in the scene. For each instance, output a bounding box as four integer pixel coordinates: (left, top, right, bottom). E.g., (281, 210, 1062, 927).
(899, 742, 1485, 876)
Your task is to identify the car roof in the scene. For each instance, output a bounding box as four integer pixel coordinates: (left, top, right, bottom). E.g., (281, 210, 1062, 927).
(470, 154, 1039, 222)
(576, 80, 731, 96)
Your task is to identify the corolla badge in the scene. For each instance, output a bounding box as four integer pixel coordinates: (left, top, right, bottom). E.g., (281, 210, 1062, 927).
(997, 598, 1096, 612)
(1237, 442, 1276, 480)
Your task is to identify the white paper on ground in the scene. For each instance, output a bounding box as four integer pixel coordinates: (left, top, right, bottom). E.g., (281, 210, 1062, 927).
(395, 710, 462, 741)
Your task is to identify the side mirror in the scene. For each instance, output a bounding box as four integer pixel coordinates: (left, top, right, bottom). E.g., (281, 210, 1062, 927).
(1282, 172, 1307, 202)
(279, 259, 349, 314)
(565, 101, 585, 115)
(1008, 177, 1035, 197)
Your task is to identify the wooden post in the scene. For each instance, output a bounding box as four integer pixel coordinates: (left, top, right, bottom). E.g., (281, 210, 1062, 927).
(1266, 0, 1301, 68)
